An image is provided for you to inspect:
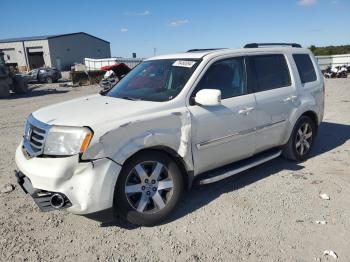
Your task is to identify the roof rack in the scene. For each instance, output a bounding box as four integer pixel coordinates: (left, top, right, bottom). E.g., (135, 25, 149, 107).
(187, 48, 227, 52)
(244, 43, 302, 48)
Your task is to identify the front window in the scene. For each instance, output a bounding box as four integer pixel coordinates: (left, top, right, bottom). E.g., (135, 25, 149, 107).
(192, 57, 247, 99)
(107, 59, 200, 102)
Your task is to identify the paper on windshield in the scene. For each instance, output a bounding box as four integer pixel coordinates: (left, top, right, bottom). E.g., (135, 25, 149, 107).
(172, 60, 196, 68)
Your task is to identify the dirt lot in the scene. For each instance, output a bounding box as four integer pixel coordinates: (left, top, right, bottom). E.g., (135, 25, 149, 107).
(0, 79, 349, 262)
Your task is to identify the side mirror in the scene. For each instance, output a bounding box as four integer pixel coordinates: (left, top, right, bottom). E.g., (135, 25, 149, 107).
(194, 89, 221, 106)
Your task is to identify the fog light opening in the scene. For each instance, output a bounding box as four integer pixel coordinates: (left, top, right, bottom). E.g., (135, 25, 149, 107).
(50, 193, 65, 209)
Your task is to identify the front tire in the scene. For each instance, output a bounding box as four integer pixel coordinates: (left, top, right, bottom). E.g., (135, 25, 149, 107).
(282, 116, 316, 161)
(114, 150, 183, 226)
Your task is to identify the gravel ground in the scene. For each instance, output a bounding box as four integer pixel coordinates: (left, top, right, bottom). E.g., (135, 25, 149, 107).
(0, 79, 349, 262)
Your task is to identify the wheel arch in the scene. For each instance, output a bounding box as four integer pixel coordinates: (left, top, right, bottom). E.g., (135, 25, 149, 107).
(119, 146, 194, 190)
(283, 109, 319, 145)
(282, 110, 318, 161)
(301, 110, 319, 134)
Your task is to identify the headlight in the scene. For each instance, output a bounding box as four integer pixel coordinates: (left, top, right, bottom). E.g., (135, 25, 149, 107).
(44, 126, 93, 156)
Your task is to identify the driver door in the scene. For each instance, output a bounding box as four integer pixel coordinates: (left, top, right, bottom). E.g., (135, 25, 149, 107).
(188, 56, 257, 174)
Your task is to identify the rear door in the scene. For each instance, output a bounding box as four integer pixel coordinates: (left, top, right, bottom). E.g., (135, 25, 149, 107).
(292, 53, 323, 123)
(247, 54, 297, 153)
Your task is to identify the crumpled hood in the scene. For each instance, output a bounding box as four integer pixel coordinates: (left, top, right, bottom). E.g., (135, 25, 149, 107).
(32, 94, 161, 127)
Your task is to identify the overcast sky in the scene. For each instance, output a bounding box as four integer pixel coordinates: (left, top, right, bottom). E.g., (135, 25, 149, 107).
(1, 0, 349, 57)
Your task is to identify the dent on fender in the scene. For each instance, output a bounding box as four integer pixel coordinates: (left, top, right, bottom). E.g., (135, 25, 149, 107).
(82, 110, 193, 170)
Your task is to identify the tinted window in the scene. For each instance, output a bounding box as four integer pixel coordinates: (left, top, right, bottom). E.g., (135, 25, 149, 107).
(108, 59, 199, 102)
(249, 54, 291, 92)
(193, 57, 247, 99)
(293, 54, 317, 83)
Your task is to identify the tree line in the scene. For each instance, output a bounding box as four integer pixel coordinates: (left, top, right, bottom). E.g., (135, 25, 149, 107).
(309, 45, 350, 56)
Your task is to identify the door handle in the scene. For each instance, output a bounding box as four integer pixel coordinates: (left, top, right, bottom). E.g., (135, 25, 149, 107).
(283, 95, 298, 103)
(238, 107, 254, 115)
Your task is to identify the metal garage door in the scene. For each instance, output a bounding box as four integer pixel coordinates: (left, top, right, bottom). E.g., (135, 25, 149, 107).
(27, 47, 43, 53)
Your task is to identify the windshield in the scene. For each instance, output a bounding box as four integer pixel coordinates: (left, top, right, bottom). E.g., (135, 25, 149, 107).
(107, 59, 200, 101)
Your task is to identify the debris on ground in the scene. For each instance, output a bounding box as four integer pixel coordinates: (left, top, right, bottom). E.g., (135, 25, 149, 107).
(0, 79, 350, 261)
(319, 193, 331, 200)
(315, 220, 327, 225)
(323, 250, 338, 259)
(0, 183, 15, 193)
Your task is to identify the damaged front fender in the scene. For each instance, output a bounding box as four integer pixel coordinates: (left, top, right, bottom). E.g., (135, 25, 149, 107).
(82, 110, 193, 171)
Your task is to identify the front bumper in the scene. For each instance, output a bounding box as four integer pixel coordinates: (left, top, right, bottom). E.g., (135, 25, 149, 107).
(15, 171, 72, 211)
(15, 143, 122, 215)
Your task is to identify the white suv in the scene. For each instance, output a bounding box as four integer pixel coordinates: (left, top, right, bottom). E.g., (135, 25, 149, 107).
(15, 43, 324, 226)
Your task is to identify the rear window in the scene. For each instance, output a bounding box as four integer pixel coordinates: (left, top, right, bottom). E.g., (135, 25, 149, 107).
(249, 54, 291, 92)
(293, 54, 317, 83)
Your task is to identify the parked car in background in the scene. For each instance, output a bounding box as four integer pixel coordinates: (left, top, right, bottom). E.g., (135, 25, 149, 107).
(26, 67, 62, 83)
(15, 43, 324, 226)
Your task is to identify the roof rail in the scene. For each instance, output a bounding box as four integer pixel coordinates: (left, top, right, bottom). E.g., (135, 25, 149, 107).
(187, 48, 227, 52)
(244, 43, 302, 48)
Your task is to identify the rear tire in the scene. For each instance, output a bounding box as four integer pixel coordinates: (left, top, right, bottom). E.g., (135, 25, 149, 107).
(46, 77, 53, 83)
(282, 116, 316, 161)
(114, 150, 183, 226)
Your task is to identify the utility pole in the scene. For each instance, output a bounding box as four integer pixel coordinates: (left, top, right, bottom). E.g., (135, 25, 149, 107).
(153, 48, 157, 56)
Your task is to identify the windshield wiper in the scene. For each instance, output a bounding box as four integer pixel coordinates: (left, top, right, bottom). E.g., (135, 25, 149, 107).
(121, 96, 141, 101)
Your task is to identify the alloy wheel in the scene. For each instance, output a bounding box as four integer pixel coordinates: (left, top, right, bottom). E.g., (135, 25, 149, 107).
(124, 161, 174, 214)
(295, 122, 313, 155)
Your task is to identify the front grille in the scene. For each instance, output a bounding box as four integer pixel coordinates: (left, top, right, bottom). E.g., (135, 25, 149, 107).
(28, 125, 46, 153)
(23, 114, 50, 157)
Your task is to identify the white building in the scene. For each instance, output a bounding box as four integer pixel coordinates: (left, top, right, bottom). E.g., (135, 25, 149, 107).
(315, 54, 350, 70)
(0, 32, 111, 71)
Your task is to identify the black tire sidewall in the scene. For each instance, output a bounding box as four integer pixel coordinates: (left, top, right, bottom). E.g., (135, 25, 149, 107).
(13, 76, 28, 94)
(114, 150, 183, 226)
(291, 116, 315, 161)
(0, 81, 10, 98)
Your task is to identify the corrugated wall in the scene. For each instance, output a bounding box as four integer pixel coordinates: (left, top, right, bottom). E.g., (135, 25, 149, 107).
(48, 33, 111, 70)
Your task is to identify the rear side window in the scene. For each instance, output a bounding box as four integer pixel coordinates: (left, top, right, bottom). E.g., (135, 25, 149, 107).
(293, 54, 317, 83)
(248, 54, 291, 92)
